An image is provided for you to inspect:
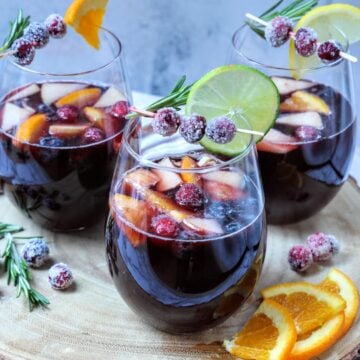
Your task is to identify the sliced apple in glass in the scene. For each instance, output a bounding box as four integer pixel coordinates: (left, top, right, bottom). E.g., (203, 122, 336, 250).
(183, 217, 224, 236)
(277, 111, 323, 129)
(49, 124, 89, 137)
(202, 170, 245, 189)
(2, 103, 35, 131)
(271, 77, 314, 95)
(7, 84, 40, 102)
(256, 129, 299, 154)
(41, 82, 86, 105)
(152, 157, 183, 192)
(94, 86, 127, 107)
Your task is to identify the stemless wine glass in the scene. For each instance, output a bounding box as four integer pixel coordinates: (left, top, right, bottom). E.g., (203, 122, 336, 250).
(105, 117, 267, 333)
(0, 27, 131, 231)
(230, 25, 357, 224)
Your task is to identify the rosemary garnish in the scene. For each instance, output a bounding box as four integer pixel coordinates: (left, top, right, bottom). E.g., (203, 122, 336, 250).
(126, 76, 193, 119)
(0, 9, 31, 53)
(1, 232, 50, 311)
(246, 0, 318, 38)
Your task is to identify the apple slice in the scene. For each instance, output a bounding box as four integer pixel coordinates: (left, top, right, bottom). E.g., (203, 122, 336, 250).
(197, 154, 219, 167)
(41, 82, 86, 105)
(202, 171, 244, 189)
(204, 180, 245, 201)
(83, 106, 106, 128)
(152, 158, 183, 192)
(180, 156, 202, 185)
(256, 129, 299, 154)
(183, 217, 224, 236)
(7, 84, 40, 102)
(124, 168, 159, 189)
(113, 193, 152, 247)
(49, 124, 89, 137)
(280, 91, 330, 115)
(1, 103, 35, 131)
(277, 111, 323, 129)
(14, 114, 48, 144)
(94, 87, 127, 107)
(55, 88, 102, 108)
(271, 77, 314, 95)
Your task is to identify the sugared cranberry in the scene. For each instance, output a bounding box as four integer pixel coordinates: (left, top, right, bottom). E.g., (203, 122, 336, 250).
(39, 136, 65, 147)
(307, 232, 336, 262)
(317, 40, 342, 63)
(109, 101, 129, 118)
(328, 235, 340, 255)
(82, 127, 106, 143)
(44, 14, 67, 39)
(48, 263, 74, 290)
(265, 16, 293, 47)
(21, 238, 50, 268)
(151, 214, 179, 238)
(152, 107, 180, 136)
(288, 245, 313, 272)
(179, 114, 207, 143)
(205, 116, 236, 144)
(175, 183, 204, 209)
(24, 22, 49, 49)
(57, 105, 79, 122)
(295, 125, 321, 142)
(295, 27, 317, 57)
(11, 38, 35, 66)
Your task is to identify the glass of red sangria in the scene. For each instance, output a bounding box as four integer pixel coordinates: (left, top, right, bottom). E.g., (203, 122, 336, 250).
(231, 24, 356, 224)
(0, 25, 131, 231)
(105, 113, 267, 333)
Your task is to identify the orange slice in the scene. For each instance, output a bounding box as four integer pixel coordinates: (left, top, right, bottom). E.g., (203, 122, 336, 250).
(14, 114, 48, 144)
(319, 268, 360, 336)
(64, 0, 109, 49)
(224, 299, 297, 360)
(55, 88, 102, 108)
(289, 313, 345, 360)
(180, 156, 202, 185)
(261, 282, 346, 336)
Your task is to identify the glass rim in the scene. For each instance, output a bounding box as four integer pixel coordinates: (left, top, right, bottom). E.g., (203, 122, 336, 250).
(9, 27, 122, 77)
(231, 24, 349, 72)
(123, 117, 255, 174)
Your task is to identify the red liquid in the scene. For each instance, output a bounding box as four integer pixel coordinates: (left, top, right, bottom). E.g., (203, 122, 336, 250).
(105, 154, 266, 333)
(0, 82, 128, 231)
(257, 80, 356, 224)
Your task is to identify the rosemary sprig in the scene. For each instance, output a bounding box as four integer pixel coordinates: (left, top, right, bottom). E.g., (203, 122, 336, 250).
(126, 76, 193, 119)
(2, 233, 50, 311)
(246, 0, 318, 38)
(0, 222, 23, 238)
(0, 9, 31, 53)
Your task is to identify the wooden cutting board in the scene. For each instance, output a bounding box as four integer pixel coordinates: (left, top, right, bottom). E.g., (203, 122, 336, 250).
(0, 181, 359, 360)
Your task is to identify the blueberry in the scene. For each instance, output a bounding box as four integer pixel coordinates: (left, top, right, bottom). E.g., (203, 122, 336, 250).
(205, 201, 229, 218)
(37, 104, 58, 120)
(39, 136, 65, 148)
(225, 221, 242, 234)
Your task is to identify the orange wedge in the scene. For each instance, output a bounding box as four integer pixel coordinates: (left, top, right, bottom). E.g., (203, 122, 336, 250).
(261, 282, 346, 336)
(180, 156, 202, 185)
(14, 114, 48, 145)
(224, 299, 297, 360)
(64, 0, 109, 49)
(55, 88, 102, 108)
(289, 313, 345, 360)
(319, 268, 359, 336)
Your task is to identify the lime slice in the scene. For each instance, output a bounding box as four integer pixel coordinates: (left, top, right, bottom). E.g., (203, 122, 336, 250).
(185, 65, 279, 156)
(289, 4, 360, 79)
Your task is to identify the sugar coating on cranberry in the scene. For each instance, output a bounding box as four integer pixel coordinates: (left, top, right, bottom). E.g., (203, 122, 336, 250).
(152, 107, 180, 136)
(48, 263, 73, 290)
(307, 232, 336, 262)
(317, 40, 342, 64)
(109, 101, 129, 118)
(24, 22, 50, 49)
(57, 105, 79, 122)
(205, 116, 236, 144)
(328, 234, 340, 255)
(179, 114, 207, 143)
(151, 214, 179, 238)
(11, 38, 35, 66)
(83, 127, 106, 143)
(265, 16, 293, 47)
(21, 238, 50, 268)
(288, 245, 313, 272)
(295, 125, 321, 142)
(175, 183, 204, 209)
(44, 14, 67, 39)
(295, 27, 318, 57)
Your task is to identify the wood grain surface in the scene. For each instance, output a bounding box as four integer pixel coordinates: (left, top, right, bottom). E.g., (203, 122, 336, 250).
(0, 181, 359, 360)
